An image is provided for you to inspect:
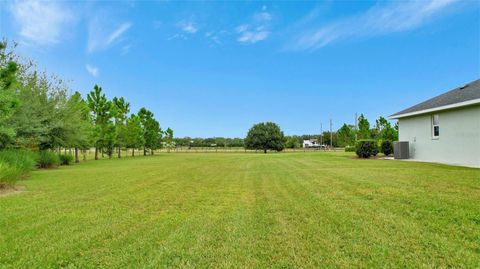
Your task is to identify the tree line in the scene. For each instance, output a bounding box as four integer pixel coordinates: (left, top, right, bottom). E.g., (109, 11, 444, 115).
(173, 137, 245, 148)
(0, 42, 172, 163)
(283, 114, 398, 149)
(245, 115, 398, 153)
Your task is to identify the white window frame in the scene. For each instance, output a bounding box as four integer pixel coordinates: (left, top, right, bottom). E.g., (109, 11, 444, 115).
(431, 114, 439, 139)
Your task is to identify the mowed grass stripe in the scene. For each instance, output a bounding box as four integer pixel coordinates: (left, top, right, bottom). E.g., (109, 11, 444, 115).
(1, 152, 479, 268)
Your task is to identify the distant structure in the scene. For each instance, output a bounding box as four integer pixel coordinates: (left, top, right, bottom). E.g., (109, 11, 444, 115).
(390, 79, 480, 167)
(303, 139, 323, 148)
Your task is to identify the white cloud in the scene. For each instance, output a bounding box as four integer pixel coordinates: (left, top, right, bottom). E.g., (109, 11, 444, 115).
(235, 24, 249, 33)
(254, 12, 272, 22)
(88, 18, 132, 53)
(10, 0, 74, 45)
(167, 33, 187, 41)
(86, 64, 99, 77)
(288, 0, 461, 51)
(177, 22, 198, 34)
(107, 23, 132, 45)
(204, 31, 223, 46)
(236, 11, 272, 44)
(238, 31, 270, 44)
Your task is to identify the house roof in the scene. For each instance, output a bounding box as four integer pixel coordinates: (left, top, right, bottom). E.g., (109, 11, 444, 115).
(390, 79, 480, 119)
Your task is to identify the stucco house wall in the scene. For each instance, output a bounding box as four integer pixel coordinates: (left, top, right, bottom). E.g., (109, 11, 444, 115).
(398, 105, 480, 167)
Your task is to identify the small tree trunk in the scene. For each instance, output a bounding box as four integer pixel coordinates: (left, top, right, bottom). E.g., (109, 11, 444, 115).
(101, 148, 104, 158)
(118, 145, 121, 159)
(132, 148, 135, 157)
(95, 146, 98, 160)
(75, 147, 79, 163)
(151, 149, 154, 155)
(264, 149, 267, 154)
(144, 146, 147, 156)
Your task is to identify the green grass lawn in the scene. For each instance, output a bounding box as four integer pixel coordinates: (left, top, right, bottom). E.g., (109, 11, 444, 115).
(1, 153, 479, 268)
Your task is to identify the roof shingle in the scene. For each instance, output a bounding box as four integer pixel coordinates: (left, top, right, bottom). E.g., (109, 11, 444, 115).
(390, 79, 480, 118)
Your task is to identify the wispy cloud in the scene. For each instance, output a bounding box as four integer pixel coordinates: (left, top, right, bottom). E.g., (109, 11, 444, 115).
(10, 0, 74, 45)
(86, 64, 99, 77)
(177, 21, 198, 34)
(287, 0, 461, 51)
(167, 33, 187, 41)
(237, 27, 270, 44)
(107, 23, 132, 45)
(88, 18, 132, 53)
(236, 10, 272, 44)
(204, 31, 225, 46)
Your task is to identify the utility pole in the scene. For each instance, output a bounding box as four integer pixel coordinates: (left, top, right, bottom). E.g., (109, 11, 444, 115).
(355, 113, 358, 142)
(330, 119, 333, 149)
(320, 123, 323, 145)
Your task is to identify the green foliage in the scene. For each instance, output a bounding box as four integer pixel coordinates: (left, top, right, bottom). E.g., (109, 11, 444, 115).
(125, 114, 144, 154)
(87, 85, 112, 158)
(59, 154, 74, 165)
(285, 136, 301, 149)
(138, 108, 162, 154)
(0, 162, 21, 187)
(245, 122, 285, 153)
(344, 146, 356, 152)
(65, 92, 93, 151)
(337, 124, 355, 147)
(375, 116, 398, 141)
(0, 150, 36, 173)
(355, 140, 378, 158)
(381, 140, 393, 156)
(173, 137, 244, 148)
(164, 127, 174, 152)
(112, 97, 130, 157)
(0, 149, 36, 187)
(357, 114, 371, 139)
(0, 42, 168, 174)
(37, 150, 59, 168)
(0, 42, 20, 148)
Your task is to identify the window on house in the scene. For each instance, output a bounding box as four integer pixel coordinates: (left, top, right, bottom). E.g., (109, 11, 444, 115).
(432, 114, 439, 138)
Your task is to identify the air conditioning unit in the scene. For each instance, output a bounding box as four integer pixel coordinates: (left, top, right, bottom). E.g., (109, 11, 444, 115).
(394, 141, 409, 159)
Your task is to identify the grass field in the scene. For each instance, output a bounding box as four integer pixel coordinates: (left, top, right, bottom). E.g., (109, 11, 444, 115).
(1, 152, 479, 268)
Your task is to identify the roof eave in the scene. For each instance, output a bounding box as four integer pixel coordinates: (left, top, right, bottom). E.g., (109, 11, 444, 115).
(389, 98, 480, 119)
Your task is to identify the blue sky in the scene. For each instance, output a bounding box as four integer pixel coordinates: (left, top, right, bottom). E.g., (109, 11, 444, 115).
(1, 0, 479, 137)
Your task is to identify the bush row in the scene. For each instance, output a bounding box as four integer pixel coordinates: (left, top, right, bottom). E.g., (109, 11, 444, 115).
(0, 150, 74, 187)
(344, 146, 356, 152)
(355, 140, 393, 158)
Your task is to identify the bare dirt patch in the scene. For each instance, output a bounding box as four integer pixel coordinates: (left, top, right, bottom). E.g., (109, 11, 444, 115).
(0, 185, 26, 197)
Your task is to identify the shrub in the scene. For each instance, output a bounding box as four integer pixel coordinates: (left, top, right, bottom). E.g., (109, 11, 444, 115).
(381, 140, 393, 156)
(0, 162, 22, 187)
(0, 150, 37, 187)
(37, 151, 59, 168)
(345, 146, 355, 152)
(355, 140, 378, 158)
(0, 150, 36, 173)
(372, 146, 379, 157)
(59, 154, 74, 166)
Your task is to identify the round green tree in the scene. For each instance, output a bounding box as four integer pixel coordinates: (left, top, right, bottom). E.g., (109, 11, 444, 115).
(245, 122, 285, 153)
